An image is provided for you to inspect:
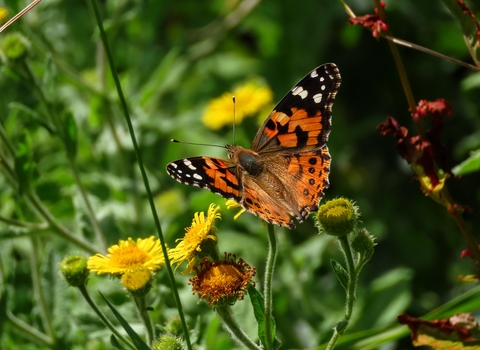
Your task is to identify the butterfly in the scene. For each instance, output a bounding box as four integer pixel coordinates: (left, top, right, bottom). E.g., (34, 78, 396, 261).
(167, 63, 341, 229)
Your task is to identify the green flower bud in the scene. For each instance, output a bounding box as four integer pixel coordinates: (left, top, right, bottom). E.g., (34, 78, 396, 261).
(165, 316, 183, 336)
(316, 198, 359, 237)
(1, 32, 31, 63)
(151, 334, 184, 350)
(60, 255, 89, 287)
(352, 228, 376, 254)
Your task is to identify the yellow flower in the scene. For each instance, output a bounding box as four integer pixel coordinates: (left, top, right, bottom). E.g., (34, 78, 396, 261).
(121, 266, 153, 296)
(0, 7, 8, 23)
(189, 253, 256, 306)
(169, 204, 221, 274)
(88, 236, 165, 275)
(225, 199, 245, 220)
(202, 82, 273, 130)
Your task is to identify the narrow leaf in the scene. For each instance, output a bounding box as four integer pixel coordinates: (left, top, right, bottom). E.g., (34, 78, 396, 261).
(62, 111, 77, 159)
(110, 335, 126, 350)
(247, 285, 281, 349)
(331, 259, 349, 291)
(98, 291, 150, 350)
(14, 131, 35, 194)
(452, 149, 480, 176)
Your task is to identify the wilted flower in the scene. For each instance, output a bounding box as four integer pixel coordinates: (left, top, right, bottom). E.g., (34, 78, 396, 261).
(189, 253, 256, 306)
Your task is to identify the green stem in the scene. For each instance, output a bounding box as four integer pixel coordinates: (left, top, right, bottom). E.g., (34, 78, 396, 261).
(20, 59, 106, 253)
(133, 296, 155, 346)
(216, 305, 262, 350)
(78, 285, 136, 350)
(30, 236, 55, 342)
(325, 235, 358, 350)
(6, 311, 54, 347)
(27, 191, 97, 254)
(87, 1, 192, 348)
(264, 224, 277, 350)
(67, 156, 108, 252)
(0, 215, 48, 230)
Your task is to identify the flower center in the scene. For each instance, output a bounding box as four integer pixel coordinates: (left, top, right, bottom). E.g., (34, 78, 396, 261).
(110, 246, 149, 268)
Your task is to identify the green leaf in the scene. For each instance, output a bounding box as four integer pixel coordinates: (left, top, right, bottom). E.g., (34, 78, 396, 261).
(442, 0, 480, 64)
(110, 334, 126, 350)
(8, 102, 55, 133)
(452, 149, 480, 175)
(42, 54, 57, 101)
(247, 285, 281, 350)
(62, 111, 78, 159)
(14, 131, 35, 194)
(98, 291, 150, 350)
(331, 259, 349, 291)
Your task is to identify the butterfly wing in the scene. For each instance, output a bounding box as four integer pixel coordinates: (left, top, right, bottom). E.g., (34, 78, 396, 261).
(166, 157, 243, 201)
(240, 147, 331, 229)
(251, 63, 341, 153)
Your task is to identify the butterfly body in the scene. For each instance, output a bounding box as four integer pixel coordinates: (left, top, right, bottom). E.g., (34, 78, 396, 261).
(167, 63, 341, 229)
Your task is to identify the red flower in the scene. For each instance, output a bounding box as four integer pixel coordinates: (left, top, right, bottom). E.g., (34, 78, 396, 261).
(348, 2, 388, 38)
(377, 99, 453, 201)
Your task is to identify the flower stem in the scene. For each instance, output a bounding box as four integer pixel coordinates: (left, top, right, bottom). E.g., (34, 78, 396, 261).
(87, 0, 192, 348)
(325, 235, 358, 350)
(30, 236, 55, 342)
(6, 311, 54, 347)
(264, 223, 277, 350)
(216, 305, 262, 350)
(133, 296, 155, 346)
(77, 285, 136, 350)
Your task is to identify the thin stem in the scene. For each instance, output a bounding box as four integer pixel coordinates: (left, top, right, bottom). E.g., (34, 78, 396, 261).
(325, 235, 358, 350)
(339, 236, 357, 321)
(373, 1, 418, 123)
(448, 203, 480, 266)
(30, 236, 55, 342)
(22, 59, 107, 252)
(27, 191, 97, 254)
(0, 0, 42, 34)
(6, 311, 54, 347)
(264, 224, 277, 350)
(0, 215, 48, 230)
(78, 285, 136, 350)
(216, 305, 262, 350)
(87, 1, 192, 348)
(68, 157, 108, 252)
(133, 296, 155, 346)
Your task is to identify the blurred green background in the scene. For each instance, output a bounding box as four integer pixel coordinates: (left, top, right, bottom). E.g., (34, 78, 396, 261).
(1, 0, 479, 349)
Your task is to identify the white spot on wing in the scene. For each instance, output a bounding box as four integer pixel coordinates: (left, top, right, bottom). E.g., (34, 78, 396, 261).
(292, 86, 308, 99)
(313, 93, 322, 103)
(310, 70, 318, 78)
(170, 163, 178, 168)
(320, 77, 325, 82)
(321, 85, 326, 91)
(193, 173, 203, 180)
(183, 159, 197, 170)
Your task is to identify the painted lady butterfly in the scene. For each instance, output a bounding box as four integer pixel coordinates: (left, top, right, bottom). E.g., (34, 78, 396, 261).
(167, 63, 341, 229)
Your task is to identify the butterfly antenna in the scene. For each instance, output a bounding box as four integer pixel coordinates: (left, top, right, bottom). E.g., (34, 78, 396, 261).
(170, 139, 226, 148)
(232, 96, 236, 145)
